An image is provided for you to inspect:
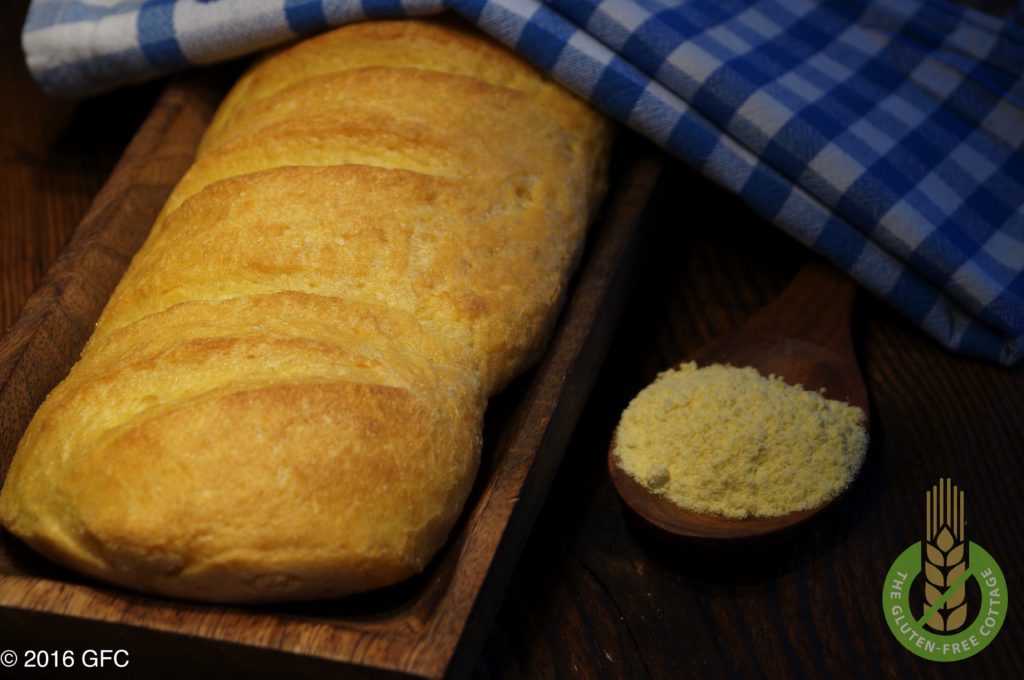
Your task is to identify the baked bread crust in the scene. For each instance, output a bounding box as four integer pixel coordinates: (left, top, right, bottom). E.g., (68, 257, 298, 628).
(0, 18, 610, 602)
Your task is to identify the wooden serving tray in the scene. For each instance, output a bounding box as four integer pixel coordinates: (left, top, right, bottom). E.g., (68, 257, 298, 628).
(0, 74, 661, 679)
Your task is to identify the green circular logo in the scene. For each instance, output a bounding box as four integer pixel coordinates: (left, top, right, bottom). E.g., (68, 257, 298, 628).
(882, 541, 1007, 661)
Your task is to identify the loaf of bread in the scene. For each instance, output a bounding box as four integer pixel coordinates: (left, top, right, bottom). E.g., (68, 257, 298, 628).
(0, 19, 610, 602)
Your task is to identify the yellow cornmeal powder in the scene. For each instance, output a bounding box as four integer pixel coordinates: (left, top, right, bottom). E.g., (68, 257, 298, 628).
(614, 362, 867, 518)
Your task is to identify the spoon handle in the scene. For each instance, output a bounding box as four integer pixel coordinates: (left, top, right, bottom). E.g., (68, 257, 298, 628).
(745, 257, 856, 352)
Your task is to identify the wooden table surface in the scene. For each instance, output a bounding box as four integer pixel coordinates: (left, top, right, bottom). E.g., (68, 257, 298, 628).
(1, 1, 1021, 678)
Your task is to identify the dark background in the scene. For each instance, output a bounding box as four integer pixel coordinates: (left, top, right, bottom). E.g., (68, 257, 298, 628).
(1, 0, 1020, 677)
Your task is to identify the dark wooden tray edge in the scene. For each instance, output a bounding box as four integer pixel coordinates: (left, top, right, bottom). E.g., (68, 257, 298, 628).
(0, 73, 664, 679)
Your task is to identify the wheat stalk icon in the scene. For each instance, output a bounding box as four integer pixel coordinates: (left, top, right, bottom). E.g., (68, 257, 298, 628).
(922, 478, 968, 633)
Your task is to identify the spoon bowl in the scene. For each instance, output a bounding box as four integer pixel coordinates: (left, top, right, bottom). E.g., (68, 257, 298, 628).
(609, 257, 869, 550)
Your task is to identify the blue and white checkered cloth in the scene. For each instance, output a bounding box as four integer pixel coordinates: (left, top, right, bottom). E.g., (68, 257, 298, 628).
(22, 0, 1024, 365)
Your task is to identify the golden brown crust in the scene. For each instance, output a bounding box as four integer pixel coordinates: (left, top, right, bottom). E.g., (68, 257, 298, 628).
(0, 18, 610, 602)
(201, 18, 582, 155)
(10, 381, 481, 602)
(152, 67, 603, 237)
(98, 164, 584, 390)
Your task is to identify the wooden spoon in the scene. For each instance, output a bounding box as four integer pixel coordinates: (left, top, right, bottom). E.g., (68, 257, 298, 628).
(608, 257, 869, 551)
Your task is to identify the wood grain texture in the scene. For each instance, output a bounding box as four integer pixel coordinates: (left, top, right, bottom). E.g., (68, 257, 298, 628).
(0, 77, 221, 478)
(1, 0, 1022, 678)
(0, 0, 160, 334)
(475, 157, 1024, 680)
(0, 46, 663, 678)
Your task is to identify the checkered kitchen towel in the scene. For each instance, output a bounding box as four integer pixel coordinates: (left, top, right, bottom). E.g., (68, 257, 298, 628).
(22, 0, 1024, 365)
